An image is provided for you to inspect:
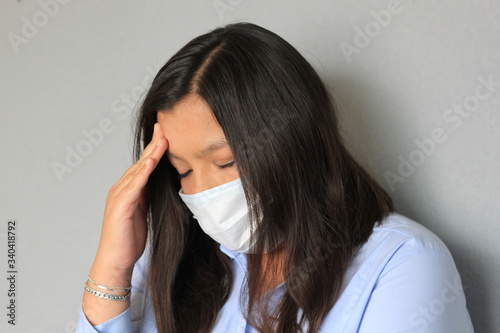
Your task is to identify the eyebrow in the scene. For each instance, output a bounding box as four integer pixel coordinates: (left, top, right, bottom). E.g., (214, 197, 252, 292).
(166, 138, 229, 160)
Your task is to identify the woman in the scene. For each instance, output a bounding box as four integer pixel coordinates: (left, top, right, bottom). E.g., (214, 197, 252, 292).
(77, 22, 473, 332)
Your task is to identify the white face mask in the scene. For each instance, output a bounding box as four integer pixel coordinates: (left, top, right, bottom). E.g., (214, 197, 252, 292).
(178, 178, 259, 253)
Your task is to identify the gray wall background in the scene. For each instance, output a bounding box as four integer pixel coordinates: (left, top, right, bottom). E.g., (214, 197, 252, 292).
(1, 1, 498, 332)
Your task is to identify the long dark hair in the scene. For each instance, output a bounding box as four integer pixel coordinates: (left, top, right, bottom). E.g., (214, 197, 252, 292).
(134, 22, 394, 333)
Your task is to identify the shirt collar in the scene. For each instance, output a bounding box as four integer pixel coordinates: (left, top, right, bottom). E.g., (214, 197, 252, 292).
(219, 244, 249, 275)
(219, 243, 240, 259)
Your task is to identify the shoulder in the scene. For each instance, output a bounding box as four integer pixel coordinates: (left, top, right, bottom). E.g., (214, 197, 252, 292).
(357, 212, 463, 291)
(321, 213, 473, 332)
(352, 212, 455, 270)
(345, 211, 457, 280)
(348, 212, 459, 290)
(371, 212, 451, 253)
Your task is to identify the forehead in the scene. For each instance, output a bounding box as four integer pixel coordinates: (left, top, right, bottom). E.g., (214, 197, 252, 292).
(157, 95, 228, 156)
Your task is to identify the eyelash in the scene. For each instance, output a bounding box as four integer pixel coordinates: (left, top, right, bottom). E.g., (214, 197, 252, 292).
(176, 161, 236, 179)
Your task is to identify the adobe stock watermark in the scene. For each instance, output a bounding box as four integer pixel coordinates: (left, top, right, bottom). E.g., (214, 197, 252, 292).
(51, 65, 160, 182)
(7, 0, 72, 54)
(213, 0, 244, 21)
(340, 0, 405, 64)
(402, 276, 466, 333)
(384, 75, 499, 192)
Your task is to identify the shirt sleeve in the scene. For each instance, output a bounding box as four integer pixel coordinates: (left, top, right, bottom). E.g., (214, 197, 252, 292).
(77, 306, 132, 333)
(357, 246, 474, 333)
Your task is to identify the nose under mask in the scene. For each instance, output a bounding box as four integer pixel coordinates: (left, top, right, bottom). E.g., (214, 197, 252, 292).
(178, 178, 260, 253)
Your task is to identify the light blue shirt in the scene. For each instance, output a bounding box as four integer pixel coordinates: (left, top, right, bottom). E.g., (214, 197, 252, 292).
(77, 213, 474, 332)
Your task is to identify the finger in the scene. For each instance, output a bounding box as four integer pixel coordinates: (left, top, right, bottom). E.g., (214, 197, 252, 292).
(114, 124, 167, 189)
(139, 123, 167, 162)
(128, 134, 168, 183)
(148, 135, 168, 163)
(138, 123, 159, 160)
(116, 157, 157, 208)
(114, 138, 168, 196)
(107, 159, 153, 215)
(127, 137, 168, 188)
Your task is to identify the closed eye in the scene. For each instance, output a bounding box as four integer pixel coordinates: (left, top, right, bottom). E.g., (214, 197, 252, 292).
(176, 161, 235, 179)
(218, 161, 235, 169)
(176, 170, 191, 179)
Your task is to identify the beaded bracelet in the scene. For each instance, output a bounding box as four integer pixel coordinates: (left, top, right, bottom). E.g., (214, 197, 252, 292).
(87, 276, 131, 292)
(83, 282, 131, 301)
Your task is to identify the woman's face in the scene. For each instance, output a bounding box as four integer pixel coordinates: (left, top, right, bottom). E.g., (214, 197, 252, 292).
(157, 94, 240, 195)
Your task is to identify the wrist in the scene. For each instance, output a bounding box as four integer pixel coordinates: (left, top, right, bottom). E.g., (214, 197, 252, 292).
(89, 260, 133, 287)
